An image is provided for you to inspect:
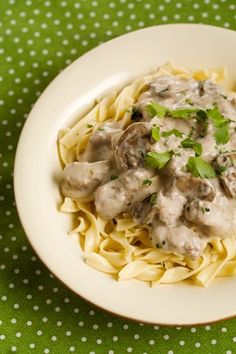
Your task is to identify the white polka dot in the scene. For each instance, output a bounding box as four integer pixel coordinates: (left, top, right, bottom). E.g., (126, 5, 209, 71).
(195, 342, 201, 348)
(149, 339, 155, 345)
(113, 336, 118, 341)
(96, 339, 102, 344)
(37, 330, 42, 336)
(81, 336, 87, 342)
(29, 344, 35, 349)
(11, 346, 17, 352)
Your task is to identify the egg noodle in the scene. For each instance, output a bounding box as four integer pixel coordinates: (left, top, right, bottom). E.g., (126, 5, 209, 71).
(58, 63, 236, 287)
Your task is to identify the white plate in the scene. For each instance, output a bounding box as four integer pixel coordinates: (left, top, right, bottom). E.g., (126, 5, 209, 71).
(14, 24, 236, 326)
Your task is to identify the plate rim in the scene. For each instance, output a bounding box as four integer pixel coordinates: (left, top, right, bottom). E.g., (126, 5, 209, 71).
(14, 23, 236, 326)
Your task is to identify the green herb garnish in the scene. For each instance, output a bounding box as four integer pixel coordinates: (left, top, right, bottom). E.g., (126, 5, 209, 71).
(186, 157, 216, 179)
(185, 98, 194, 105)
(87, 124, 93, 128)
(110, 175, 118, 180)
(200, 207, 210, 214)
(162, 129, 184, 138)
(142, 179, 152, 186)
(207, 106, 229, 145)
(170, 108, 199, 119)
(159, 88, 169, 94)
(151, 126, 161, 141)
(215, 165, 227, 175)
(181, 138, 202, 156)
(144, 151, 173, 170)
(146, 101, 168, 118)
(150, 193, 157, 204)
(220, 94, 227, 100)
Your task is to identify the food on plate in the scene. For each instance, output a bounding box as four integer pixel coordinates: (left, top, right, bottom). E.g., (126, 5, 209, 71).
(58, 63, 236, 286)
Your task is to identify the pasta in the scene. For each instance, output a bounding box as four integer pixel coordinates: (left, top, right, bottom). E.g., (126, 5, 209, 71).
(58, 63, 236, 286)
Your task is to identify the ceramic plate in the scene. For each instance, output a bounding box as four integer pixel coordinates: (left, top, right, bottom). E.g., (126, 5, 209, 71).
(14, 24, 236, 325)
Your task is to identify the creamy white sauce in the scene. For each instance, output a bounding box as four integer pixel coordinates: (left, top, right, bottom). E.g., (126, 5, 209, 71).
(62, 76, 236, 259)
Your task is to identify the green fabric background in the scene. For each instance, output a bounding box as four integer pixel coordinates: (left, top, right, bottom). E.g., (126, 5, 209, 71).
(0, 0, 236, 353)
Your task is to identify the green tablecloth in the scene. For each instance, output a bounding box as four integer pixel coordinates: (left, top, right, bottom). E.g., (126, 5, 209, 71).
(0, 1, 236, 353)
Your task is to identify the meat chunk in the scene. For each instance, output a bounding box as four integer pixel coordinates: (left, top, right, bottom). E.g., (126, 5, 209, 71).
(176, 176, 216, 201)
(156, 191, 187, 226)
(80, 122, 122, 162)
(213, 153, 236, 198)
(114, 122, 151, 170)
(184, 199, 233, 236)
(61, 161, 110, 199)
(150, 223, 206, 259)
(94, 168, 160, 220)
(94, 179, 128, 220)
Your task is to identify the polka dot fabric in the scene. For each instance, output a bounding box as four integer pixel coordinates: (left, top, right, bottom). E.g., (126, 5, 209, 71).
(0, 0, 236, 353)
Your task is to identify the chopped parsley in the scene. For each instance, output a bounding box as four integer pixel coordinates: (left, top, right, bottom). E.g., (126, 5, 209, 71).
(150, 193, 157, 204)
(185, 98, 194, 105)
(169, 107, 199, 119)
(207, 106, 229, 145)
(200, 207, 211, 213)
(87, 124, 93, 128)
(162, 129, 184, 138)
(142, 179, 152, 186)
(220, 94, 227, 100)
(110, 175, 118, 180)
(215, 164, 227, 175)
(131, 106, 143, 121)
(146, 101, 168, 118)
(186, 156, 216, 179)
(151, 126, 161, 141)
(181, 138, 202, 156)
(144, 151, 173, 170)
(158, 88, 169, 94)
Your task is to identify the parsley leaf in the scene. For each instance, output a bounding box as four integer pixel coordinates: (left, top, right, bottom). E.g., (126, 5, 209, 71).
(207, 106, 229, 145)
(181, 138, 202, 156)
(187, 157, 216, 179)
(142, 179, 152, 186)
(162, 129, 184, 138)
(151, 126, 161, 141)
(144, 151, 173, 169)
(215, 165, 227, 175)
(110, 175, 118, 180)
(146, 101, 168, 118)
(170, 108, 199, 119)
(87, 124, 93, 128)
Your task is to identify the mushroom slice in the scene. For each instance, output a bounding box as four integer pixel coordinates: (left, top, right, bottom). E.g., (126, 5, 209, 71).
(61, 161, 110, 199)
(114, 122, 151, 170)
(176, 176, 216, 201)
